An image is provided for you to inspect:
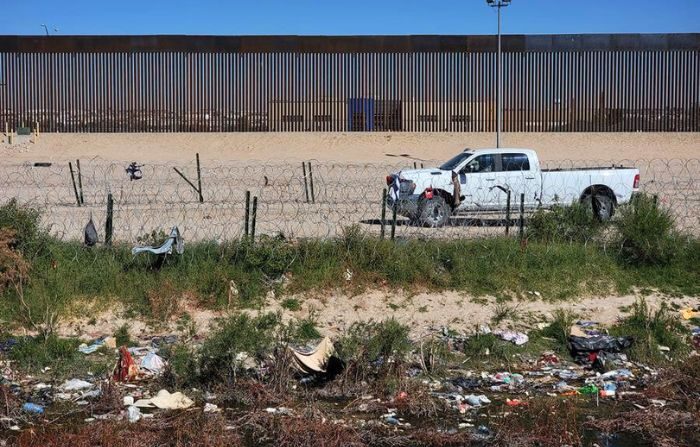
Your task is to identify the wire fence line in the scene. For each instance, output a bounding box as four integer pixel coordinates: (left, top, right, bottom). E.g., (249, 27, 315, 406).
(0, 157, 698, 243)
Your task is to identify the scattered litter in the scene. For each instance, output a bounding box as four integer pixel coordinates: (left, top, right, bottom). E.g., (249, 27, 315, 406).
(493, 330, 529, 345)
(600, 369, 633, 380)
(568, 335, 633, 366)
(578, 384, 599, 395)
(114, 346, 139, 382)
(127, 405, 141, 423)
(203, 403, 221, 413)
(265, 407, 292, 415)
(600, 382, 617, 398)
(84, 217, 98, 247)
(134, 389, 193, 410)
(140, 352, 166, 374)
(465, 395, 491, 407)
(505, 398, 528, 407)
(126, 162, 143, 181)
(132, 226, 184, 256)
(680, 308, 700, 320)
(22, 403, 44, 414)
(123, 396, 135, 406)
(60, 379, 93, 391)
(78, 337, 116, 354)
(289, 336, 340, 375)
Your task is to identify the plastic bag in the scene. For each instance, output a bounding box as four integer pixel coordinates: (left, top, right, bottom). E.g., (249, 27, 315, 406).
(84, 217, 98, 246)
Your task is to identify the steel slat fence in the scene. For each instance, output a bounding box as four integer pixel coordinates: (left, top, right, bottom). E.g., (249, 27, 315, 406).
(0, 34, 698, 133)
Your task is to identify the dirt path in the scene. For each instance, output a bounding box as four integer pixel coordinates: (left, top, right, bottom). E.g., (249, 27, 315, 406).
(56, 291, 699, 341)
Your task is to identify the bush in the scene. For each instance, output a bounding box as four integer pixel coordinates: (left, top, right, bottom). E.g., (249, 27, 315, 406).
(198, 313, 281, 384)
(0, 200, 44, 254)
(615, 194, 679, 265)
(609, 297, 689, 365)
(527, 202, 601, 243)
(337, 318, 411, 364)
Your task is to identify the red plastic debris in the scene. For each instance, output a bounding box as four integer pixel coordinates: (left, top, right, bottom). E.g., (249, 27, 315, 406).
(113, 346, 139, 382)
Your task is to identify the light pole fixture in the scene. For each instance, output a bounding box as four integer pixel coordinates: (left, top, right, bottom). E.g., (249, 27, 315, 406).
(41, 24, 49, 36)
(486, 0, 511, 148)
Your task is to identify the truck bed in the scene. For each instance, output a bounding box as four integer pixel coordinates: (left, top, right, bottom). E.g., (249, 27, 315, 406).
(541, 165, 635, 172)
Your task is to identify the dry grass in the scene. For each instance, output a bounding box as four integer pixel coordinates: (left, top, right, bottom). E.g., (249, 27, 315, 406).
(15, 411, 243, 447)
(491, 397, 582, 447)
(146, 280, 182, 321)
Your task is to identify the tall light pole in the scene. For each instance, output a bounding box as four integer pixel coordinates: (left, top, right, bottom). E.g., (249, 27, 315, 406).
(486, 0, 511, 148)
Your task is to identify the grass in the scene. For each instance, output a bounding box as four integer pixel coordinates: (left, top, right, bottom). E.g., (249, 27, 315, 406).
(609, 297, 690, 365)
(280, 298, 301, 311)
(0, 201, 699, 329)
(6, 334, 113, 377)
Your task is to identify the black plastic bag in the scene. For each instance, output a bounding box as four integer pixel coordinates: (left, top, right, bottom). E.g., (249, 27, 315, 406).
(568, 335, 634, 355)
(84, 217, 98, 246)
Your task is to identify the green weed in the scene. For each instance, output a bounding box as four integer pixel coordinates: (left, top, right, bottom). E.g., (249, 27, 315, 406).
(281, 298, 301, 311)
(609, 297, 690, 365)
(615, 194, 679, 265)
(528, 201, 601, 244)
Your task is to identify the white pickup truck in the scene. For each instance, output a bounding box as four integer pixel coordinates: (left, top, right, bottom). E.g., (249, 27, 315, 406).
(386, 148, 640, 227)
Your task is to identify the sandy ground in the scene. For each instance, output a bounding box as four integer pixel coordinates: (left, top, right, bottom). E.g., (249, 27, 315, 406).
(1, 132, 699, 163)
(55, 290, 699, 342)
(1, 132, 698, 242)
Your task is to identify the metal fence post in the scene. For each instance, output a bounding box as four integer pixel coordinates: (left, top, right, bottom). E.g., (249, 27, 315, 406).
(196, 152, 203, 203)
(76, 159, 84, 205)
(380, 188, 387, 240)
(505, 190, 511, 236)
(68, 162, 81, 207)
(244, 190, 250, 238)
(105, 193, 114, 246)
(302, 162, 309, 203)
(250, 196, 258, 242)
(518, 193, 525, 240)
(308, 161, 315, 204)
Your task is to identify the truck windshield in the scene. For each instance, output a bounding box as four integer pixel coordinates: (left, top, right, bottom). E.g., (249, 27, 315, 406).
(440, 151, 473, 171)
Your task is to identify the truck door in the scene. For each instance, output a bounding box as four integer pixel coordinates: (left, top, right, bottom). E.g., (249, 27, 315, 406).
(455, 153, 499, 211)
(494, 153, 541, 208)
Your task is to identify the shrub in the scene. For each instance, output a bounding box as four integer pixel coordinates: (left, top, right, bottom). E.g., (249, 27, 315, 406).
(609, 297, 689, 365)
(198, 313, 281, 384)
(527, 202, 600, 243)
(336, 318, 411, 364)
(615, 194, 679, 265)
(0, 199, 44, 253)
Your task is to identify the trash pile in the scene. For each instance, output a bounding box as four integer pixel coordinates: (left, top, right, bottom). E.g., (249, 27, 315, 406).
(0, 335, 181, 431)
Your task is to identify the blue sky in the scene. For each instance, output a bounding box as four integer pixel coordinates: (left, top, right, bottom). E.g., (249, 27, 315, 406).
(1, 0, 698, 35)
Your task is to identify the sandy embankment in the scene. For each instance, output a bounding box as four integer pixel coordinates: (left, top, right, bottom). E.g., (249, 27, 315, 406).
(1, 132, 699, 164)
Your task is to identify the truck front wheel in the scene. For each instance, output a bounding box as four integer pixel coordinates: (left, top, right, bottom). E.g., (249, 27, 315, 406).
(418, 196, 450, 228)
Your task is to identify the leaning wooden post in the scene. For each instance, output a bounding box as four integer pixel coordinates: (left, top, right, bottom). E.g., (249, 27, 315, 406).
(380, 188, 388, 240)
(505, 190, 511, 236)
(390, 205, 398, 241)
(76, 159, 85, 205)
(68, 162, 81, 207)
(518, 193, 525, 241)
(105, 193, 114, 246)
(196, 153, 203, 203)
(307, 161, 315, 204)
(244, 191, 251, 238)
(302, 162, 309, 203)
(250, 196, 258, 242)
(653, 194, 658, 208)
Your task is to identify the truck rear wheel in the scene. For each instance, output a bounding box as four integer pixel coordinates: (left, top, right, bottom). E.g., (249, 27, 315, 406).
(418, 196, 450, 228)
(582, 193, 615, 221)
